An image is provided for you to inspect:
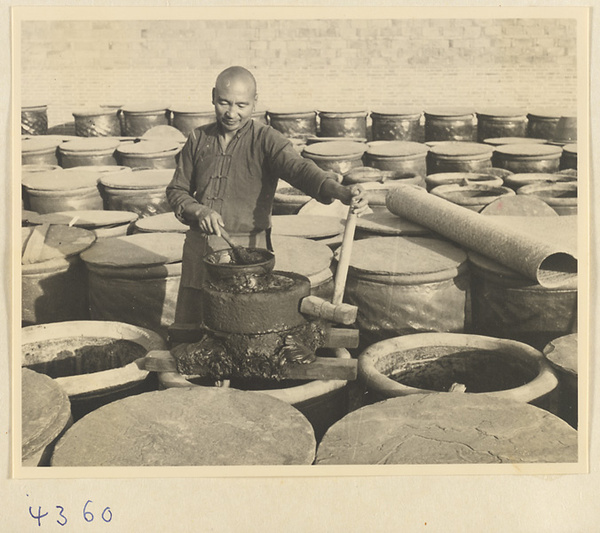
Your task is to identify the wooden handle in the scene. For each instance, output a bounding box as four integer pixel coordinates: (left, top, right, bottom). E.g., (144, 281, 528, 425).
(219, 228, 236, 249)
(300, 295, 357, 325)
(332, 210, 357, 305)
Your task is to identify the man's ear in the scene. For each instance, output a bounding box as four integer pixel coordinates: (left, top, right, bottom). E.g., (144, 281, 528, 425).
(211, 87, 216, 105)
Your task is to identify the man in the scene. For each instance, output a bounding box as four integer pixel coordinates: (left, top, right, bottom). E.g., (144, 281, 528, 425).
(167, 66, 369, 323)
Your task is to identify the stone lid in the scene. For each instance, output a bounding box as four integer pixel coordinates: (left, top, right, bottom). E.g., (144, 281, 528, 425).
(271, 214, 344, 239)
(505, 172, 576, 189)
(543, 333, 577, 375)
(366, 141, 428, 158)
(22, 136, 61, 153)
(348, 236, 466, 277)
(63, 165, 132, 176)
(484, 137, 547, 146)
(468, 250, 529, 280)
(271, 235, 333, 277)
(21, 225, 96, 262)
(99, 169, 175, 189)
(30, 210, 138, 229)
(72, 107, 118, 117)
(51, 387, 316, 466)
(563, 143, 577, 155)
(121, 103, 169, 113)
(517, 181, 577, 200)
(22, 368, 71, 463)
(134, 212, 187, 233)
(370, 108, 422, 117)
(22, 170, 101, 191)
(22, 164, 61, 174)
(141, 126, 187, 143)
(80, 232, 184, 268)
(59, 137, 121, 153)
(307, 136, 367, 145)
(266, 108, 316, 116)
(302, 141, 366, 158)
(479, 195, 559, 217)
(116, 139, 182, 155)
(317, 109, 368, 117)
(527, 109, 564, 119)
(424, 107, 475, 117)
(494, 143, 563, 157)
(169, 105, 214, 115)
(429, 142, 493, 157)
(476, 108, 527, 118)
(355, 207, 430, 236)
(22, 103, 48, 111)
(315, 393, 577, 464)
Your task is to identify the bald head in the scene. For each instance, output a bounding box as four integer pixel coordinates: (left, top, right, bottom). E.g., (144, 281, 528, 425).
(212, 66, 258, 134)
(215, 66, 257, 98)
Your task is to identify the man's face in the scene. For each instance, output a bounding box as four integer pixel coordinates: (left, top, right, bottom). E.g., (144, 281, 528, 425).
(212, 78, 256, 134)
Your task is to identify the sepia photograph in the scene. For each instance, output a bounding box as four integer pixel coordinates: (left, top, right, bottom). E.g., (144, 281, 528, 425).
(4, 2, 598, 531)
(14, 7, 589, 473)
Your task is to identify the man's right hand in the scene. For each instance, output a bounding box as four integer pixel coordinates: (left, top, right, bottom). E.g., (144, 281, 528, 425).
(183, 204, 224, 236)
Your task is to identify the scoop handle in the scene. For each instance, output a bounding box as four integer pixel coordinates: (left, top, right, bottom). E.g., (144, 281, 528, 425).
(219, 228, 237, 249)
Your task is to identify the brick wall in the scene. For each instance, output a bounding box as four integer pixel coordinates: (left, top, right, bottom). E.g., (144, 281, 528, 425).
(20, 18, 577, 126)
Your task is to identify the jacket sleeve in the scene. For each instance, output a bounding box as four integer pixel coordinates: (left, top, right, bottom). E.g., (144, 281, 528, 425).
(166, 129, 213, 224)
(262, 127, 339, 204)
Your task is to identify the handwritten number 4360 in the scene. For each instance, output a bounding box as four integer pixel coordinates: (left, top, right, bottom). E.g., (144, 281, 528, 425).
(29, 500, 112, 526)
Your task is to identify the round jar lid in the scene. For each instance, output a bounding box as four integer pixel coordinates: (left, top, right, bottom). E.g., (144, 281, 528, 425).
(169, 105, 214, 115)
(116, 139, 182, 155)
(22, 103, 48, 111)
(22, 368, 71, 464)
(302, 141, 366, 158)
(72, 107, 118, 117)
(371, 108, 422, 118)
(271, 235, 333, 277)
(505, 172, 575, 188)
(479, 195, 559, 217)
(484, 137, 547, 146)
(563, 143, 577, 155)
(22, 137, 61, 153)
(121, 103, 169, 113)
(429, 142, 493, 157)
(494, 143, 563, 157)
(99, 169, 175, 189)
(468, 250, 527, 280)
(544, 333, 577, 375)
(30, 210, 138, 229)
(271, 215, 344, 239)
(306, 136, 367, 145)
(517, 181, 577, 198)
(51, 387, 316, 466)
(21, 225, 96, 262)
(22, 170, 101, 191)
(348, 236, 466, 277)
(431, 184, 515, 205)
(527, 109, 564, 119)
(134, 212, 187, 233)
(63, 165, 132, 176)
(59, 137, 121, 153)
(315, 394, 577, 465)
(476, 108, 527, 118)
(355, 208, 430, 236)
(424, 107, 475, 117)
(318, 109, 368, 117)
(22, 164, 61, 174)
(266, 109, 316, 116)
(141, 126, 187, 143)
(366, 141, 428, 158)
(80, 232, 184, 268)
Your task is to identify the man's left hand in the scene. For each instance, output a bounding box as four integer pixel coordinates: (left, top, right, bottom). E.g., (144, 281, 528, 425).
(346, 184, 370, 216)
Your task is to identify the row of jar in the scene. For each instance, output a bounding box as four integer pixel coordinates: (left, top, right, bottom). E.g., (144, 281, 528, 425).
(22, 103, 576, 144)
(22, 133, 578, 182)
